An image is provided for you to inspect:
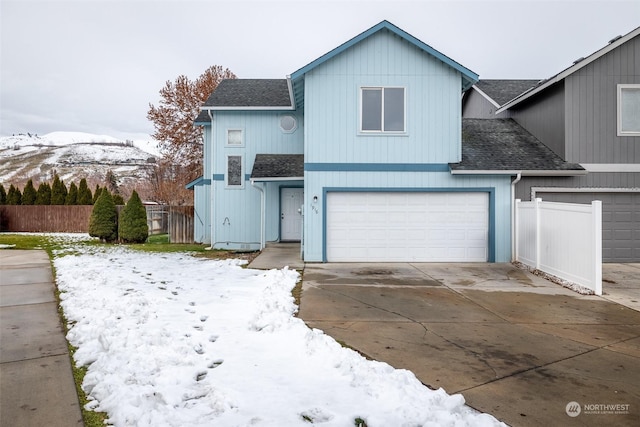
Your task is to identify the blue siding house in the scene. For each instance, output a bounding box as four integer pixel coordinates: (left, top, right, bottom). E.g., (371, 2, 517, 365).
(191, 21, 581, 263)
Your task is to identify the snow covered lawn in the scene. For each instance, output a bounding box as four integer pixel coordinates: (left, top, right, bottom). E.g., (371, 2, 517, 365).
(54, 243, 505, 426)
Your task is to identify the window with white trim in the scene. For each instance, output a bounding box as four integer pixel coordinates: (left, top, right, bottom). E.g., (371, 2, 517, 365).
(618, 84, 640, 136)
(226, 129, 243, 146)
(360, 87, 405, 133)
(226, 155, 243, 188)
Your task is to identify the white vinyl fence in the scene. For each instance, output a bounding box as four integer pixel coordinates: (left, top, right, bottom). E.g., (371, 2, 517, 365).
(515, 198, 602, 295)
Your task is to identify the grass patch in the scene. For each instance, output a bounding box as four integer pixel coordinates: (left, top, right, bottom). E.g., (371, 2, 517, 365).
(0, 234, 109, 426)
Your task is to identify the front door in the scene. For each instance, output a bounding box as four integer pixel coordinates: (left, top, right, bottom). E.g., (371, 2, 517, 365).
(281, 187, 303, 241)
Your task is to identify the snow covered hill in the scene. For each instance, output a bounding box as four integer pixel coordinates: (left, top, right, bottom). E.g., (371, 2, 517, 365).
(0, 132, 160, 188)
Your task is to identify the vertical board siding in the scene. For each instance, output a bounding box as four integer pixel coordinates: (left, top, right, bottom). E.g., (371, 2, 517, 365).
(565, 35, 640, 163)
(511, 82, 566, 158)
(193, 184, 210, 244)
(304, 29, 462, 165)
(211, 110, 304, 249)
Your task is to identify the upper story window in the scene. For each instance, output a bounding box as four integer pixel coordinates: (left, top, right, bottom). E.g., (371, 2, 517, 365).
(226, 155, 243, 188)
(618, 84, 640, 136)
(360, 87, 405, 133)
(227, 129, 243, 146)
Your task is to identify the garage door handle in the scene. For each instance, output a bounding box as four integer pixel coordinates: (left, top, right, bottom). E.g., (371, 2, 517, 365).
(281, 213, 284, 220)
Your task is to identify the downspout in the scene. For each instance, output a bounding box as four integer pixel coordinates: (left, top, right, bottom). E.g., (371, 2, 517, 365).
(511, 172, 522, 262)
(250, 179, 266, 250)
(207, 109, 215, 249)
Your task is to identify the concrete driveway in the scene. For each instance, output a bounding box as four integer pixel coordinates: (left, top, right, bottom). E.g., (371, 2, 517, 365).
(298, 262, 640, 427)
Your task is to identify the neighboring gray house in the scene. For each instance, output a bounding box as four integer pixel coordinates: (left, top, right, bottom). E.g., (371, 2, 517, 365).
(469, 26, 640, 262)
(462, 80, 539, 119)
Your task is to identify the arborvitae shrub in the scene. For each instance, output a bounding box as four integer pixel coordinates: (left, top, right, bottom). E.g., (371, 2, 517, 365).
(0, 184, 6, 204)
(113, 194, 125, 205)
(93, 185, 102, 204)
(65, 182, 78, 205)
(50, 174, 67, 205)
(35, 182, 52, 205)
(88, 190, 118, 242)
(118, 190, 149, 243)
(77, 178, 93, 205)
(6, 184, 22, 205)
(22, 179, 37, 205)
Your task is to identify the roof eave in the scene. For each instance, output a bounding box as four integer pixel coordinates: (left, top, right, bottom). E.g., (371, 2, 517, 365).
(449, 169, 587, 176)
(470, 85, 501, 108)
(201, 105, 295, 111)
(497, 26, 640, 113)
(290, 20, 478, 85)
(250, 176, 304, 183)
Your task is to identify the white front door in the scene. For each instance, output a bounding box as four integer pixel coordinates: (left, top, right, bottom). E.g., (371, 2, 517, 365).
(281, 187, 303, 241)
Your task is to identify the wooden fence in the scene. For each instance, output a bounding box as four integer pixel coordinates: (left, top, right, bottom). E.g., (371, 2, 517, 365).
(0, 205, 94, 232)
(169, 206, 194, 243)
(0, 205, 194, 243)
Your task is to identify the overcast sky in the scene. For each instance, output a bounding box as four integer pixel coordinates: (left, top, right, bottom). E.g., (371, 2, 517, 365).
(1, 0, 638, 141)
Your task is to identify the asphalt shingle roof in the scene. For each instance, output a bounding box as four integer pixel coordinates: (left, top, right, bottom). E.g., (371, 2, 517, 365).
(475, 80, 539, 106)
(250, 154, 304, 179)
(452, 119, 584, 172)
(203, 79, 292, 108)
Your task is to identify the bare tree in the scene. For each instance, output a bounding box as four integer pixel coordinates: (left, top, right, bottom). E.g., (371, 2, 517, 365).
(147, 65, 236, 174)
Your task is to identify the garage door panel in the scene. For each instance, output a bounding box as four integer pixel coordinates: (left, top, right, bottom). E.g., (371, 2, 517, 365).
(540, 192, 640, 262)
(327, 192, 488, 262)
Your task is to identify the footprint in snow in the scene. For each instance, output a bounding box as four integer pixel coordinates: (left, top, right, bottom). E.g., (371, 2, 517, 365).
(193, 325, 203, 331)
(194, 344, 204, 354)
(195, 371, 207, 382)
(200, 315, 208, 322)
(208, 335, 218, 342)
(185, 308, 196, 314)
(208, 359, 223, 369)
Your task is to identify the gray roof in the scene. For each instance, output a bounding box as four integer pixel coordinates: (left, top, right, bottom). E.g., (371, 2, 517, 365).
(202, 79, 292, 108)
(250, 154, 304, 179)
(474, 80, 539, 105)
(452, 119, 584, 172)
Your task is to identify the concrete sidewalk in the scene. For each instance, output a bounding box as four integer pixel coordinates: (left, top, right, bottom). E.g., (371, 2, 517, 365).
(299, 263, 640, 427)
(0, 249, 83, 427)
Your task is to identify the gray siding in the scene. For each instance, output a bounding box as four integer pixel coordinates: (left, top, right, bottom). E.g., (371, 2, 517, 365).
(565, 35, 640, 163)
(510, 82, 566, 158)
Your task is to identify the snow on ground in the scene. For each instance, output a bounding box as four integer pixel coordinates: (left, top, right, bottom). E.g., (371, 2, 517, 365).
(53, 241, 506, 427)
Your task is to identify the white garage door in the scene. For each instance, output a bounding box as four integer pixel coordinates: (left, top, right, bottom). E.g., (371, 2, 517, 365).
(326, 192, 489, 262)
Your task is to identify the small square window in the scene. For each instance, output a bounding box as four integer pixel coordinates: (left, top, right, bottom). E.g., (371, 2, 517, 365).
(618, 84, 640, 136)
(227, 129, 243, 145)
(226, 155, 243, 187)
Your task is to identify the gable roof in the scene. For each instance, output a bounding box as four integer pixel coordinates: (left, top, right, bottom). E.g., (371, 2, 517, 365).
(496, 26, 640, 113)
(472, 80, 540, 107)
(201, 79, 293, 111)
(451, 119, 585, 175)
(250, 154, 304, 181)
(289, 20, 479, 108)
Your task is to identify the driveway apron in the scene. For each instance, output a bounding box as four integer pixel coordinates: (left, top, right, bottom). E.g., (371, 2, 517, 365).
(298, 262, 640, 427)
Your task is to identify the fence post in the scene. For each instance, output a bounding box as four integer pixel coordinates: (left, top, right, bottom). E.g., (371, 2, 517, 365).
(534, 198, 542, 270)
(514, 199, 521, 262)
(592, 200, 602, 296)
